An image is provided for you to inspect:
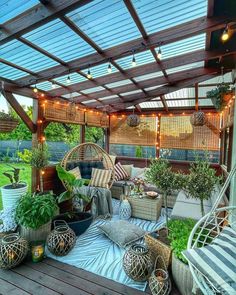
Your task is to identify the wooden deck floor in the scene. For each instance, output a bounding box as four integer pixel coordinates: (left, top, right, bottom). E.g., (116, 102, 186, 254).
(0, 258, 181, 295)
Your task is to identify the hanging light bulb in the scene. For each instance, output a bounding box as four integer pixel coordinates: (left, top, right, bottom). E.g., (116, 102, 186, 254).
(131, 51, 136, 67)
(107, 62, 112, 73)
(66, 74, 71, 84)
(33, 84, 38, 93)
(221, 25, 229, 41)
(51, 81, 56, 89)
(87, 67, 92, 79)
(157, 47, 162, 59)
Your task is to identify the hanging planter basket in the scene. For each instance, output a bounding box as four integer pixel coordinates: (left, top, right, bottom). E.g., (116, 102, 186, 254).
(206, 84, 234, 112)
(127, 114, 140, 127)
(0, 112, 19, 133)
(190, 111, 207, 127)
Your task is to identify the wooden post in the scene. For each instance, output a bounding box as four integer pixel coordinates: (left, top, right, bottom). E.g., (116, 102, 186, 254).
(230, 82, 236, 207)
(80, 125, 85, 143)
(104, 116, 110, 153)
(195, 83, 199, 111)
(156, 115, 161, 158)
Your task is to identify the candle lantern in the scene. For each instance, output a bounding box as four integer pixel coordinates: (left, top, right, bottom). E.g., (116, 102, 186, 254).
(46, 220, 76, 256)
(31, 242, 45, 262)
(0, 233, 28, 269)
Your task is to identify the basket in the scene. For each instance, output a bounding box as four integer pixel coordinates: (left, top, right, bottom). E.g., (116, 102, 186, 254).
(149, 256, 171, 295)
(0, 119, 19, 133)
(145, 234, 172, 268)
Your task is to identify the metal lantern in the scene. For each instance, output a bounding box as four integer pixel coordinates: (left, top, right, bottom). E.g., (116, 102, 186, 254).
(127, 114, 140, 127)
(0, 233, 28, 269)
(190, 111, 207, 126)
(119, 199, 132, 220)
(46, 220, 76, 256)
(123, 244, 153, 281)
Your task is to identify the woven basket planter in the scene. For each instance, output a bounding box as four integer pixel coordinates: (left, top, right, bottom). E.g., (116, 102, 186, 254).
(190, 111, 206, 127)
(20, 221, 51, 242)
(123, 244, 153, 282)
(0, 119, 19, 133)
(0, 233, 28, 269)
(127, 114, 140, 127)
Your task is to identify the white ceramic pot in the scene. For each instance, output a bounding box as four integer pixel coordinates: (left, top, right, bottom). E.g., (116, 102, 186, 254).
(1, 183, 28, 209)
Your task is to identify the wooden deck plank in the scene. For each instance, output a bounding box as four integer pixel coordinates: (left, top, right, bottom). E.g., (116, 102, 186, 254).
(0, 277, 30, 295)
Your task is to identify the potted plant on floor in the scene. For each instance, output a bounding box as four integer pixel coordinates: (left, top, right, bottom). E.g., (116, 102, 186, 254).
(15, 192, 58, 242)
(55, 165, 93, 236)
(1, 165, 28, 209)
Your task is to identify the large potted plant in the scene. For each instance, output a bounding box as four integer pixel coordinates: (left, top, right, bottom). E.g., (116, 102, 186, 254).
(55, 165, 93, 236)
(15, 192, 58, 242)
(1, 165, 28, 209)
(206, 84, 234, 111)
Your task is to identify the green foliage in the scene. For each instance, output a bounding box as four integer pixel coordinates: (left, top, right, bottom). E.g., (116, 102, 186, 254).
(31, 144, 49, 169)
(2, 165, 24, 188)
(135, 146, 143, 158)
(56, 165, 89, 204)
(206, 84, 234, 111)
(17, 149, 32, 164)
(15, 192, 58, 229)
(85, 127, 104, 143)
(168, 219, 196, 264)
(0, 111, 18, 121)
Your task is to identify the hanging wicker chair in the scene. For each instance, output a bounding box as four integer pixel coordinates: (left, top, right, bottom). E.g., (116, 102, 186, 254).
(61, 142, 115, 189)
(187, 164, 236, 295)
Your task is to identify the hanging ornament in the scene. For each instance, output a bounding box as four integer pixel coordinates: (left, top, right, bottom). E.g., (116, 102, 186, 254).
(190, 111, 207, 126)
(127, 110, 140, 127)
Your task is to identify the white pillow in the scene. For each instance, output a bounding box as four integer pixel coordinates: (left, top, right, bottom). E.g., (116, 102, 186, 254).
(122, 164, 133, 177)
(131, 167, 146, 179)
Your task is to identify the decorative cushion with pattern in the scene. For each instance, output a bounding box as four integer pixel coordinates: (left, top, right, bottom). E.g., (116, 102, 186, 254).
(114, 162, 129, 181)
(89, 168, 112, 189)
(67, 161, 104, 179)
(69, 167, 81, 179)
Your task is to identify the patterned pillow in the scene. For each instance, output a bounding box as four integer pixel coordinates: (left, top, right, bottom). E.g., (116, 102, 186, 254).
(89, 168, 112, 189)
(182, 226, 236, 295)
(69, 167, 81, 179)
(114, 162, 129, 181)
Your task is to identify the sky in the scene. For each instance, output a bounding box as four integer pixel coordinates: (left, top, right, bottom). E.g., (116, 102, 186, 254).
(0, 94, 33, 112)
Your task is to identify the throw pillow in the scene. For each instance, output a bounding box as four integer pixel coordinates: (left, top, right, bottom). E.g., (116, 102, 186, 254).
(109, 155, 116, 165)
(78, 160, 104, 179)
(182, 226, 236, 294)
(114, 162, 129, 181)
(98, 220, 145, 248)
(122, 164, 133, 177)
(131, 167, 146, 179)
(69, 167, 81, 179)
(89, 168, 112, 189)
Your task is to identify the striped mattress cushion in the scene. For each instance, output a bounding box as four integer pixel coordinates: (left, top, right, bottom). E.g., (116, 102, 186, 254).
(183, 226, 236, 295)
(89, 168, 112, 189)
(114, 162, 129, 181)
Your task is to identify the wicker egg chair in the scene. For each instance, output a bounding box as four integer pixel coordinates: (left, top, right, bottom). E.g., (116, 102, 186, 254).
(187, 164, 236, 295)
(61, 142, 115, 189)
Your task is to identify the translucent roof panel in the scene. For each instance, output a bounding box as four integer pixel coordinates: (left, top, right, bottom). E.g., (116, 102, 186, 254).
(165, 88, 195, 99)
(158, 34, 206, 60)
(132, 0, 207, 34)
(120, 90, 143, 96)
(105, 79, 133, 88)
(67, 0, 141, 49)
(139, 101, 163, 108)
(134, 71, 163, 82)
(0, 63, 28, 80)
(166, 61, 204, 75)
(54, 72, 87, 85)
(23, 19, 95, 62)
(116, 50, 155, 70)
(198, 86, 217, 97)
(81, 63, 118, 79)
(199, 99, 213, 106)
(83, 99, 97, 104)
(145, 85, 165, 91)
(99, 95, 119, 101)
(61, 92, 81, 99)
(82, 86, 105, 94)
(199, 73, 233, 84)
(0, 0, 39, 23)
(36, 81, 60, 91)
(1, 40, 58, 72)
(167, 99, 195, 107)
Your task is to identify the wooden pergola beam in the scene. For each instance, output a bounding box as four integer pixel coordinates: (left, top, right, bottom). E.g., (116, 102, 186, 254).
(160, 95, 169, 112)
(15, 16, 234, 86)
(3, 91, 37, 132)
(0, 0, 93, 45)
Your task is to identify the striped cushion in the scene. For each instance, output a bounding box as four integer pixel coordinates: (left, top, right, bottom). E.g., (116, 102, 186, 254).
(114, 162, 129, 181)
(69, 167, 81, 179)
(89, 168, 112, 189)
(183, 227, 236, 295)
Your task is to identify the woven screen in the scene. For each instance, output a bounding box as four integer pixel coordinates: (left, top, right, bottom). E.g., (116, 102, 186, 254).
(160, 114, 220, 151)
(44, 101, 85, 124)
(86, 112, 109, 128)
(222, 99, 235, 128)
(110, 116, 156, 146)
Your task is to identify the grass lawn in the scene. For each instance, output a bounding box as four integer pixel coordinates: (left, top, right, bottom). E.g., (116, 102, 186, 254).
(0, 163, 31, 210)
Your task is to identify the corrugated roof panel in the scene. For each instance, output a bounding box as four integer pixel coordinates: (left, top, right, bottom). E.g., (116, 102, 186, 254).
(99, 95, 119, 101)
(199, 73, 233, 84)
(1, 40, 58, 72)
(67, 0, 141, 49)
(199, 99, 213, 106)
(54, 72, 87, 85)
(198, 86, 217, 97)
(166, 61, 204, 75)
(165, 88, 195, 99)
(132, 0, 207, 34)
(105, 80, 133, 88)
(121, 89, 143, 96)
(116, 50, 155, 70)
(134, 71, 163, 82)
(61, 92, 81, 99)
(36, 81, 61, 91)
(83, 99, 97, 104)
(0, 63, 28, 80)
(167, 99, 195, 107)
(144, 85, 165, 91)
(81, 63, 118, 79)
(82, 86, 105, 94)
(139, 101, 163, 108)
(0, 0, 39, 23)
(23, 19, 95, 62)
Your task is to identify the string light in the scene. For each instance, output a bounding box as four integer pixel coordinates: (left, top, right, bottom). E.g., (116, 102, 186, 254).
(41, 93, 45, 97)
(157, 47, 162, 59)
(131, 51, 136, 67)
(33, 84, 38, 93)
(41, 136, 46, 142)
(221, 25, 229, 42)
(87, 67, 92, 79)
(107, 61, 112, 73)
(66, 74, 71, 84)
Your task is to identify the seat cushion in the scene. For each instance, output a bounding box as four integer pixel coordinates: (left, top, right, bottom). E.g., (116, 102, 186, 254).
(78, 161, 104, 179)
(68, 167, 81, 179)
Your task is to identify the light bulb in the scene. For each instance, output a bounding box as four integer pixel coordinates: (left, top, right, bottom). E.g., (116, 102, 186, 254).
(33, 85, 38, 93)
(87, 69, 92, 79)
(132, 55, 136, 67)
(157, 47, 162, 59)
(66, 75, 71, 84)
(107, 63, 112, 73)
(221, 26, 229, 41)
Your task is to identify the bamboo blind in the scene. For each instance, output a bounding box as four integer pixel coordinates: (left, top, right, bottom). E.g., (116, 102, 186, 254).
(222, 99, 235, 128)
(160, 114, 220, 151)
(86, 111, 109, 128)
(110, 116, 157, 146)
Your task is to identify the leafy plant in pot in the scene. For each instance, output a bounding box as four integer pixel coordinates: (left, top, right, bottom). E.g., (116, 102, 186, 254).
(15, 192, 58, 242)
(1, 165, 28, 209)
(206, 84, 234, 111)
(55, 165, 93, 236)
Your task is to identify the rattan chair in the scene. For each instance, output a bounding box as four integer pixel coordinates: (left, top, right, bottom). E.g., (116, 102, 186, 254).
(61, 142, 115, 188)
(187, 164, 236, 295)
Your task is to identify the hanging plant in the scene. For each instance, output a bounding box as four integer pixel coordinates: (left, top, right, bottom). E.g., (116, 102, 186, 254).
(0, 111, 19, 133)
(206, 84, 234, 111)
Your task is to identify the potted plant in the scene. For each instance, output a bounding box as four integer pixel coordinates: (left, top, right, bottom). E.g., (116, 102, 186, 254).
(0, 111, 19, 133)
(1, 165, 28, 209)
(206, 84, 234, 111)
(55, 165, 93, 236)
(15, 192, 58, 242)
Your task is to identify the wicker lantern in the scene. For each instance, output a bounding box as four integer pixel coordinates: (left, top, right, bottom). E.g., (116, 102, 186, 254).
(190, 111, 206, 126)
(127, 114, 140, 127)
(119, 198, 132, 220)
(46, 220, 76, 256)
(123, 244, 153, 281)
(0, 233, 28, 269)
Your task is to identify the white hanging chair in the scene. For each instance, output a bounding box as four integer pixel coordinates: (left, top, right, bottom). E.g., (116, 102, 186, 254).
(187, 164, 236, 295)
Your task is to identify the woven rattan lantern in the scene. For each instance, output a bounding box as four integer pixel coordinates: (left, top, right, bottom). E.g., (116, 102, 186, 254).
(127, 114, 140, 127)
(0, 233, 28, 269)
(190, 111, 206, 126)
(46, 220, 76, 256)
(123, 244, 153, 281)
